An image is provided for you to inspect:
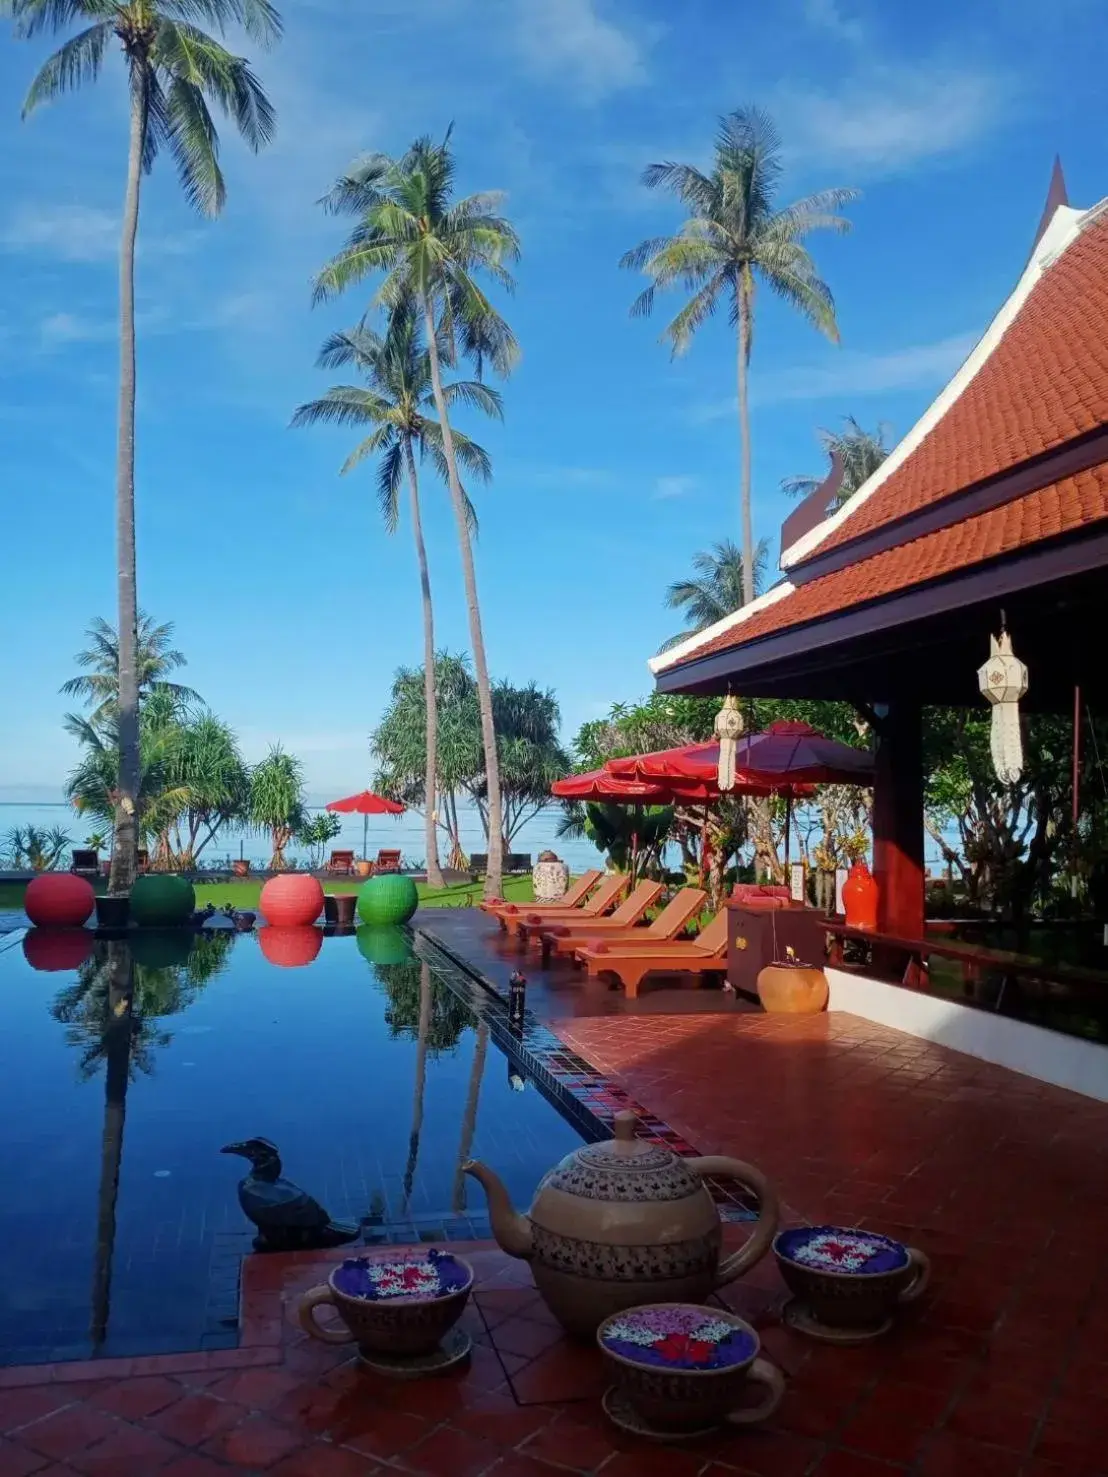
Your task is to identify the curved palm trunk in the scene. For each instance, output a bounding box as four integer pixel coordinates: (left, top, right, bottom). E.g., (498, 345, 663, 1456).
(452, 1020, 488, 1214)
(402, 961, 433, 1209)
(109, 74, 145, 896)
(736, 275, 755, 610)
(403, 442, 444, 889)
(91, 941, 134, 1350)
(421, 298, 503, 900)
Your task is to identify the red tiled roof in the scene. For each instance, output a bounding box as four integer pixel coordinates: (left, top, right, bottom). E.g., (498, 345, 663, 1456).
(675, 466, 1108, 662)
(807, 208, 1108, 557)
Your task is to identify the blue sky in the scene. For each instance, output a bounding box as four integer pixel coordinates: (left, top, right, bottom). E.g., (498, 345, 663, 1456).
(0, 0, 1104, 800)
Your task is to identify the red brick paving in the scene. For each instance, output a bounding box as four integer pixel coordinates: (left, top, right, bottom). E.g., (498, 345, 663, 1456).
(0, 1010, 1106, 1475)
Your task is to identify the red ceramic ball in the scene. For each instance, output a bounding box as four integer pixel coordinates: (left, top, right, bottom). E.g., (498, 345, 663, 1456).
(258, 925, 323, 968)
(24, 873, 96, 928)
(259, 874, 324, 927)
(22, 928, 94, 973)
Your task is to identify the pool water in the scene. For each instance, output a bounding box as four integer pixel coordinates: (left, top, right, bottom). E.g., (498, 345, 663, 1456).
(0, 925, 583, 1366)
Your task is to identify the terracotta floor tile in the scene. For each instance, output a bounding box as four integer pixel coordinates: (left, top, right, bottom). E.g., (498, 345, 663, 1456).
(204, 1368, 304, 1411)
(837, 1406, 934, 1466)
(488, 1320, 564, 1362)
(399, 1424, 502, 1477)
(69, 1422, 181, 1476)
(946, 1383, 1040, 1452)
(338, 1408, 431, 1460)
(146, 1394, 246, 1447)
(1031, 1418, 1106, 1467)
(518, 1413, 617, 1472)
(0, 1436, 49, 1477)
(87, 1377, 183, 1422)
(701, 1427, 822, 1476)
(808, 1453, 905, 1475)
(161, 1456, 238, 1477)
(916, 1431, 1025, 1476)
(483, 1456, 584, 1477)
(270, 1444, 384, 1477)
(509, 1345, 607, 1407)
(201, 1414, 303, 1468)
(0, 1391, 79, 1437)
(451, 1391, 554, 1448)
(18, 1410, 121, 1464)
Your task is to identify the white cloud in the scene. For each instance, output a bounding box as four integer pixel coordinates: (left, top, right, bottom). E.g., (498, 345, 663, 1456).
(780, 67, 1006, 176)
(653, 474, 697, 500)
(802, 0, 865, 43)
(689, 332, 978, 417)
(0, 202, 198, 262)
(511, 0, 649, 101)
(38, 311, 116, 347)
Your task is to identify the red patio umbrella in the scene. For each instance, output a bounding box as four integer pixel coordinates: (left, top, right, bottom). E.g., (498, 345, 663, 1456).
(326, 789, 406, 860)
(551, 769, 680, 803)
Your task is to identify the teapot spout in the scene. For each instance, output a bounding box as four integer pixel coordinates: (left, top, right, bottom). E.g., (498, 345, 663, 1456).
(462, 1160, 533, 1259)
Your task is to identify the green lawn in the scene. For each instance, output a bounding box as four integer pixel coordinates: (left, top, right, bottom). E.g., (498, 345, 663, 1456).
(0, 874, 533, 914)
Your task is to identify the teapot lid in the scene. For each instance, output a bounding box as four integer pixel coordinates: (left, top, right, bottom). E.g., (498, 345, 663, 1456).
(544, 1112, 703, 1202)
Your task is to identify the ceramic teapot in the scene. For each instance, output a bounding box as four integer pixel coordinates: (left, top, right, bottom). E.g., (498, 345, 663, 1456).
(463, 1111, 778, 1339)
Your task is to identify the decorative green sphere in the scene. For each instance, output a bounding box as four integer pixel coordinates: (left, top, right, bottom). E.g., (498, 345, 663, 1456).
(130, 874, 196, 927)
(357, 873, 418, 926)
(355, 925, 413, 967)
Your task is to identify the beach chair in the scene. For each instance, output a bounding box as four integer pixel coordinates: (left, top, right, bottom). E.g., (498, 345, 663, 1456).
(536, 885, 706, 963)
(479, 868, 600, 918)
(325, 850, 355, 875)
(516, 879, 664, 951)
(575, 909, 730, 999)
(495, 872, 628, 940)
(375, 849, 402, 873)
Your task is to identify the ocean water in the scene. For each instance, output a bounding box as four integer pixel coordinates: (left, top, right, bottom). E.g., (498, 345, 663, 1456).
(0, 800, 606, 874)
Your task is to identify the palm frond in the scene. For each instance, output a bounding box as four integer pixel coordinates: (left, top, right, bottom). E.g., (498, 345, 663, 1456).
(162, 73, 224, 216)
(156, 0, 282, 45)
(20, 19, 109, 115)
(156, 19, 275, 153)
(375, 438, 404, 533)
(439, 378, 502, 420)
(290, 385, 393, 431)
(3, 0, 115, 41)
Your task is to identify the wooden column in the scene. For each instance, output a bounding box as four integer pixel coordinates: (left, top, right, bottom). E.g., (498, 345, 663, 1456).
(872, 700, 925, 938)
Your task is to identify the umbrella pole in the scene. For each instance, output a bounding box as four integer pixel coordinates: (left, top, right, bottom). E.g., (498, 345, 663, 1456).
(363, 813, 368, 862)
(784, 793, 792, 868)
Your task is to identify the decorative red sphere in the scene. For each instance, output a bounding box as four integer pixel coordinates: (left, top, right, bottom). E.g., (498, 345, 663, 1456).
(24, 873, 95, 928)
(258, 925, 323, 968)
(259, 874, 324, 927)
(22, 928, 94, 972)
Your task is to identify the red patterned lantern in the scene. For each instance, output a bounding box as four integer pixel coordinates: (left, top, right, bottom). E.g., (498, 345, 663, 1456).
(259, 874, 324, 928)
(843, 861, 879, 932)
(22, 928, 94, 972)
(24, 873, 96, 928)
(258, 925, 323, 968)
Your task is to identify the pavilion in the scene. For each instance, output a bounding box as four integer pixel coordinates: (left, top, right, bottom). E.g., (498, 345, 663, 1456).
(651, 161, 1108, 952)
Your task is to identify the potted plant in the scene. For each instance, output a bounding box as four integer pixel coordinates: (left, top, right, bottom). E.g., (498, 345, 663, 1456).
(756, 945, 829, 1015)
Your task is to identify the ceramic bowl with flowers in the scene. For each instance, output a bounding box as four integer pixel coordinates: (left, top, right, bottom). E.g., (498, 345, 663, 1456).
(298, 1249, 474, 1357)
(774, 1225, 930, 1331)
(596, 1303, 784, 1433)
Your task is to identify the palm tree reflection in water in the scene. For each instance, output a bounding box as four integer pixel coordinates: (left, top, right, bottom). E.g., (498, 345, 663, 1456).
(50, 934, 230, 1350)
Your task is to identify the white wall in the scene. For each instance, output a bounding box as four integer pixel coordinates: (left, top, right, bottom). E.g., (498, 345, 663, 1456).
(826, 967, 1108, 1103)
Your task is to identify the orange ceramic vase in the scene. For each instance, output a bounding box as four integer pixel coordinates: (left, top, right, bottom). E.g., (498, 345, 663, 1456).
(842, 862, 878, 931)
(756, 964, 829, 1015)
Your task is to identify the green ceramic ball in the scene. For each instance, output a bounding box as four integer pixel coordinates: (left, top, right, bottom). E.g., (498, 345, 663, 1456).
(130, 874, 196, 927)
(357, 873, 418, 926)
(355, 925, 413, 967)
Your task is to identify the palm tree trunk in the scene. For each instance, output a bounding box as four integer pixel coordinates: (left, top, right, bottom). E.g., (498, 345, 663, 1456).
(736, 274, 755, 609)
(403, 962, 433, 1210)
(403, 441, 444, 889)
(421, 297, 504, 901)
(109, 74, 145, 896)
(452, 1020, 488, 1213)
(91, 941, 133, 1349)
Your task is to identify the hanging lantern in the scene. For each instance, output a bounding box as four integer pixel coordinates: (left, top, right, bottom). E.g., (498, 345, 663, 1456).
(977, 629, 1029, 784)
(714, 695, 744, 793)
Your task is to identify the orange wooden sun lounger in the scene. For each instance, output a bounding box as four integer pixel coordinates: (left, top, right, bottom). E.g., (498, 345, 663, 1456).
(536, 885, 707, 964)
(497, 872, 630, 940)
(574, 909, 729, 999)
(516, 879, 665, 952)
(479, 868, 600, 918)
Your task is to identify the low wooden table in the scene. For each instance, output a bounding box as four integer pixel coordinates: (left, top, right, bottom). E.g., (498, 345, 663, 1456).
(726, 901, 828, 997)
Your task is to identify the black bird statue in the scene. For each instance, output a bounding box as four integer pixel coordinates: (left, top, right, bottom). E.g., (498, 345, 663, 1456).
(221, 1138, 360, 1252)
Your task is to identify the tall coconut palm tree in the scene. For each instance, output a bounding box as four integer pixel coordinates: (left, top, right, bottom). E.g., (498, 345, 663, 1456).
(313, 131, 519, 902)
(61, 613, 199, 739)
(292, 307, 500, 890)
(660, 537, 770, 651)
(621, 107, 857, 608)
(4, 0, 281, 895)
(249, 745, 305, 871)
(781, 416, 891, 510)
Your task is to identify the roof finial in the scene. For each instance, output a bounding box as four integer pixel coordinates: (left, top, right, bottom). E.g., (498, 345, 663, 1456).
(1030, 155, 1069, 257)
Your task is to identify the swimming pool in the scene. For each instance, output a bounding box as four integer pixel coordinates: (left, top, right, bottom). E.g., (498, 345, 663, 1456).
(0, 924, 584, 1366)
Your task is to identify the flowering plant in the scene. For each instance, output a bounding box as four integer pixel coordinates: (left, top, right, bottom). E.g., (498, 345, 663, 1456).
(333, 1249, 470, 1302)
(600, 1306, 756, 1370)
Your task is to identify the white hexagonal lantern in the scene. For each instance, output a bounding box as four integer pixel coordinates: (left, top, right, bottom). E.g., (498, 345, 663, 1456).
(977, 631, 1029, 784)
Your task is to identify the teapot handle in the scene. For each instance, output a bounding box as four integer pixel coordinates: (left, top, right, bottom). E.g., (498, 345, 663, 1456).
(684, 1155, 779, 1287)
